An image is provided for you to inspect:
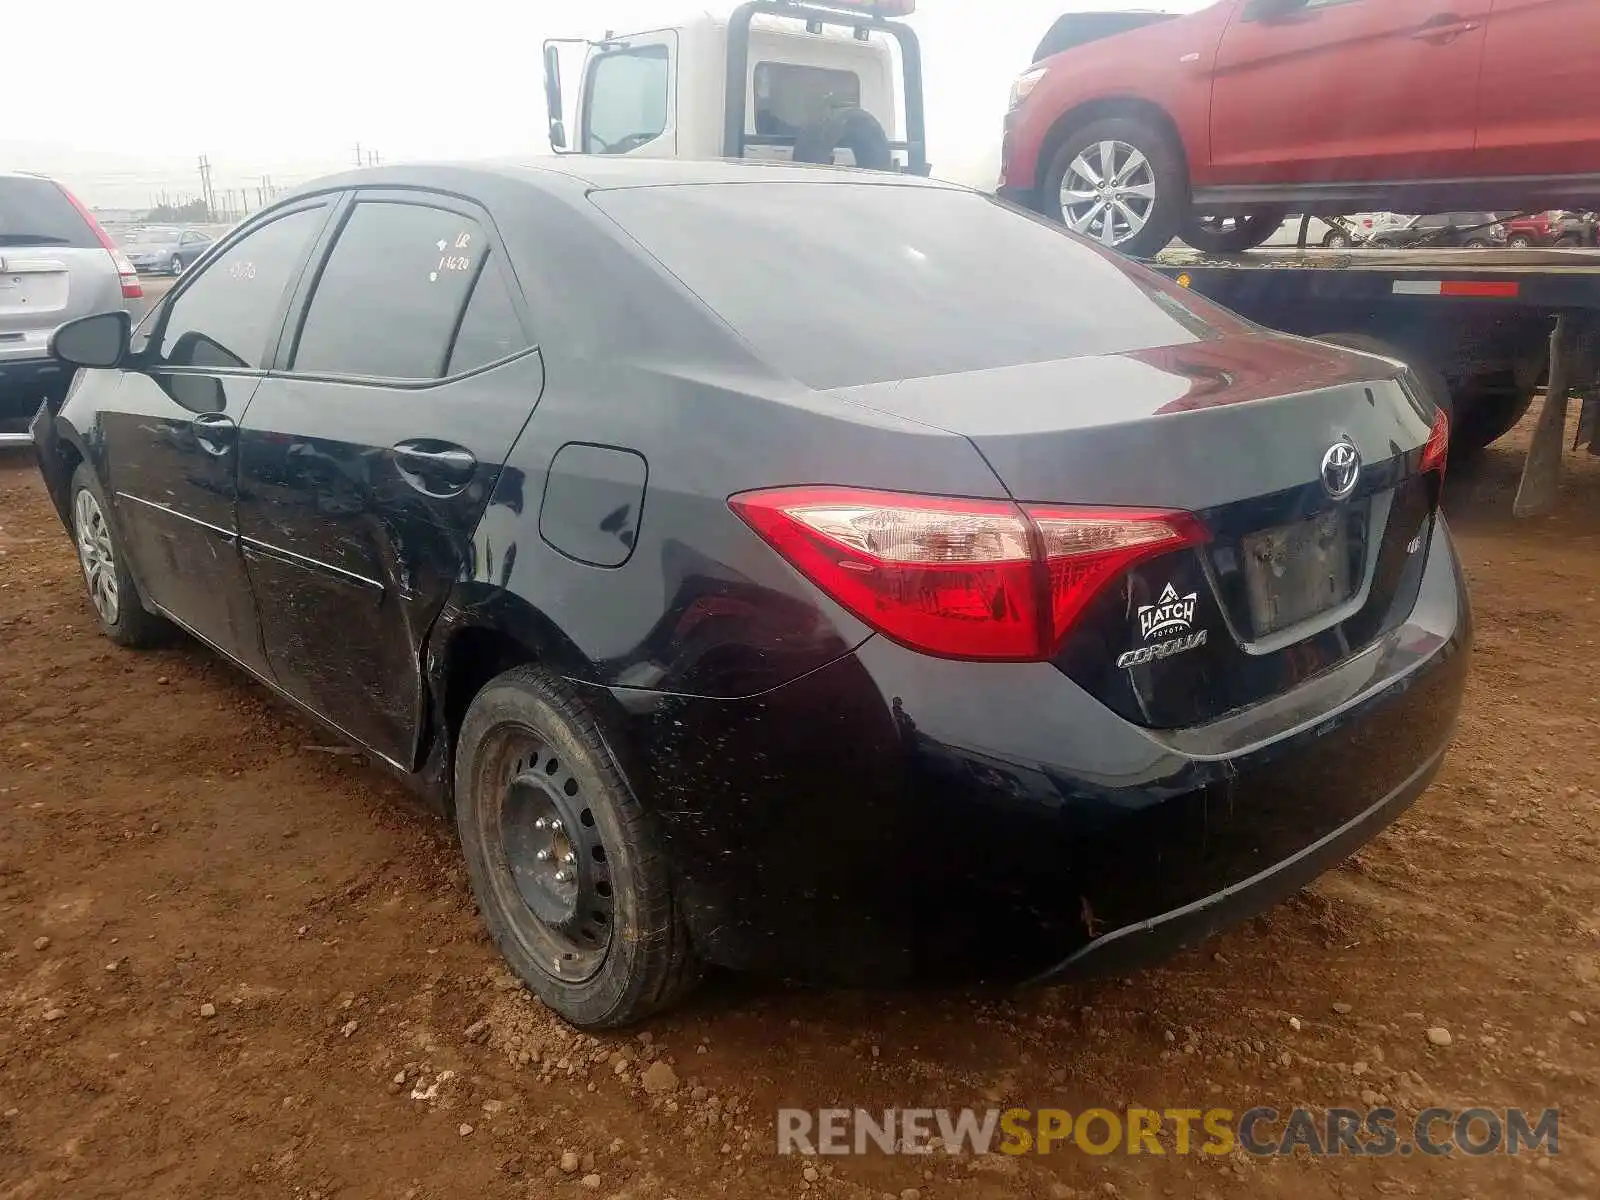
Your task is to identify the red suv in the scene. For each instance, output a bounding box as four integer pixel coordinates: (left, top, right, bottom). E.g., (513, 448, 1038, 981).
(1000, 0, 1600, 257)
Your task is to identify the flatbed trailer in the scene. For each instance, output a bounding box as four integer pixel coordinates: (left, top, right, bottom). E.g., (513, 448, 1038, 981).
(1144, 245, 1600, 516)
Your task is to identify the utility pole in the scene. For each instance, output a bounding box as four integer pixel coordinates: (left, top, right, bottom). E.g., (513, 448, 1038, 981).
(197, 155, 215, 221)
(353, 142, 364, 168)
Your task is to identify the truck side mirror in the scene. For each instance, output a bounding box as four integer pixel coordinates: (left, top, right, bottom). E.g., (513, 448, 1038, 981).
(544, 43, 567, 150)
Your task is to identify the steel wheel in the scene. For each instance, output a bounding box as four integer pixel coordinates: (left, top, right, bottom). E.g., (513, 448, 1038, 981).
(483, 723, 614, 982)
(73, 486, 120, 625)
(1059, 139, 1157, 248)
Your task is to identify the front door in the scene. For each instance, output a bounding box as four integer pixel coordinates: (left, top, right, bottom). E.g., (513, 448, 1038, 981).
(101, 200, 333, 672)
(1474, 0, 1600, 180)
(1209, 0, 1489, 185)
(235, 191, 539, 768)
(579, 30, 679, 159)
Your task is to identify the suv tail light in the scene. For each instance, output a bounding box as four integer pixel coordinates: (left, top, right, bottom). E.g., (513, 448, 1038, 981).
(53, 180, 143, 300)
(730, 486, 1207, 661)
(1420, 405, 1449, 478)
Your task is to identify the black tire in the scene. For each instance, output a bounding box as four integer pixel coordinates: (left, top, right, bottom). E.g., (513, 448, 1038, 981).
(68, 462, 168, 648)
(454, 665, 698, 1029)
(791, 107, 893, 171)
(1312, 331, 1453, 427)
(1450, 388, 1537, 455)
(1508, 235, 1534, 249)
(1323, 230, 1352, 249)
(1182, 207, 1289, 254)
(169, 254, 184, 275)
(1040, 115, 1187, 257)
(1464, 239, 1490, 249)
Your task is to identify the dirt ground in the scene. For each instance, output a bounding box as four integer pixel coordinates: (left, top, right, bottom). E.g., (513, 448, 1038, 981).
(2, 410, 1599, 1200)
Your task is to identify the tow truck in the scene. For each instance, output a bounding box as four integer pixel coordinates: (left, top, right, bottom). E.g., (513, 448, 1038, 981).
(543, 0, 1599, 517)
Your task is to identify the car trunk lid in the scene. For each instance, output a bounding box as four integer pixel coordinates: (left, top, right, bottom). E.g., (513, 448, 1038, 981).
(832, 332, 1444, 727)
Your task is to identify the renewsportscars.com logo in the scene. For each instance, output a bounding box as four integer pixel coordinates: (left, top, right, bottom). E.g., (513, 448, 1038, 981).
(776, 1106, 1560, 1159)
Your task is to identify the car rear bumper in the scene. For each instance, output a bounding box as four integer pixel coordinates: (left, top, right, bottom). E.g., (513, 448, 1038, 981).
(604, 513, 1471, 986)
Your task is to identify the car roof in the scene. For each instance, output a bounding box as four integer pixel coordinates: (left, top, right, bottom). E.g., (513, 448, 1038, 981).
(281, 155, 960, 202)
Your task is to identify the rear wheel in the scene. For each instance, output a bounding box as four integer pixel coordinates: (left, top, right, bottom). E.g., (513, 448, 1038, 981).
(1041, 116, 1186, 257)
(1508, 234, 1534, 249)
(69, 462, 168, 648)
(1464, 239, 1491, 249)
(169, 254, 184, 275)
(454, 666, 698, 1029)
(1322, 230, 1352, 249)
(1182, 207, 1289, 254)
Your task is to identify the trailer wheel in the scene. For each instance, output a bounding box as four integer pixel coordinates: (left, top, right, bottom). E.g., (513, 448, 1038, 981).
(791, 108, 893, 172)
(1449, 388, 1537, 455)
(1312, 331, 1453, 427)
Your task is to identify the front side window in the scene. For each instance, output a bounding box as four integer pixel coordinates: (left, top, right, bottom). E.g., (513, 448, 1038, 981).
(155, 206, 325, 370)
(583, 45, 669, 154)
(753, 63, 861, 138)
(291, 201, 492, 381)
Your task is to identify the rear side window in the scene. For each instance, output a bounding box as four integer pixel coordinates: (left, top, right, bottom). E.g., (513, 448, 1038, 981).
(156, 206, 326, 369)
(292, 201, 500, 381)
(591, 182, 1246, 390)
(753, 63, 861, 137)
(447, 262, 528, 376)
(0, 176, 98, 248)
(584, 46, 669, 154)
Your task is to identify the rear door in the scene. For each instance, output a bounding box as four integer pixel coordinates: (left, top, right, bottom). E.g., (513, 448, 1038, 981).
(235, 190, 540, 768)
(0, 175, 123, 377)
(1474, 0, 1600, 178)
(1209, 0, 1489, 184)
(100, 200, 334, 672)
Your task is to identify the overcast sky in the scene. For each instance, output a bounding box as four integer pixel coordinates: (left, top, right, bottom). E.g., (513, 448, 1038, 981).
(6, 0, 1210, 206)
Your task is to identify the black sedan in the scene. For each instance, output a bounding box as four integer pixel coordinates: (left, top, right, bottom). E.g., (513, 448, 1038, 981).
(30, 158, 1470, 1029)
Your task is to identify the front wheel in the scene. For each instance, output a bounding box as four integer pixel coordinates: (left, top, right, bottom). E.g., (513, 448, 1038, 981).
(1181, 207, 1289, 254)
(1508, 235, 1534, 249)
(454, 666, 698, 1029)
(1323, 230, 1352, 249)
(1041, 116, 1187, 257)
(169, 255, 184, 275)
(69, 462, 168, 648)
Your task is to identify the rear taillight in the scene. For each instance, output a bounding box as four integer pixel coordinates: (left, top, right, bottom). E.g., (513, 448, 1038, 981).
(54, 180, 143, 299)
(1420, 406, 1449, 477)
(729, 486, 1207, 662)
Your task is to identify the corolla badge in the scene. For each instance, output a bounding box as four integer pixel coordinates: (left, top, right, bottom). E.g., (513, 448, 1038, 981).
(1321, 437, 1361, 501)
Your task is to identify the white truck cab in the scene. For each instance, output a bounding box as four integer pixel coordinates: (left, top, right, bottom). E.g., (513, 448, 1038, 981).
(542, 0, 927, 176)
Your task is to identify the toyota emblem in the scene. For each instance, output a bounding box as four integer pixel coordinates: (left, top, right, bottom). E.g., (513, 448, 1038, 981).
(1321, 437, 1361, 500)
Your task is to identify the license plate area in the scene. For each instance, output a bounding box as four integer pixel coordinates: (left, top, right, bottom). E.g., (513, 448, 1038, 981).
(1242, 508, 1361, 638)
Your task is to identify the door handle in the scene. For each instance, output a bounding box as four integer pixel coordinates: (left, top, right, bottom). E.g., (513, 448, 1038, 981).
(191, 411, 236, 456)
(391, 440, 477, 492)
(1412, 16, 1480, 41)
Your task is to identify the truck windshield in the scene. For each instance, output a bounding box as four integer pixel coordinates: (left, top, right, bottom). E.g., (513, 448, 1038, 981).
(590, 181, 1252, 390)
(583, 44, 669, 154)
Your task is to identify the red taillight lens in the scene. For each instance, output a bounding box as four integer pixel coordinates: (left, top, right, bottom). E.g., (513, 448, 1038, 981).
(729, 486, 1206, 662)
(54, 180, 143, 299)
(1420, 405, 1449, 477)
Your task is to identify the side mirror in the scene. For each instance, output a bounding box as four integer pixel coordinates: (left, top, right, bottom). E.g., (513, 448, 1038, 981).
(544, 43, 567, 150)
(49, 310, 130, 370)
(1243, 0, 1309, 20)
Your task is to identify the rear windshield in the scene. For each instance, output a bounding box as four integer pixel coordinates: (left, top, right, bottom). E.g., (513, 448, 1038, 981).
(0, 176, 99, 248)
(590, 181, 1247, 390)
